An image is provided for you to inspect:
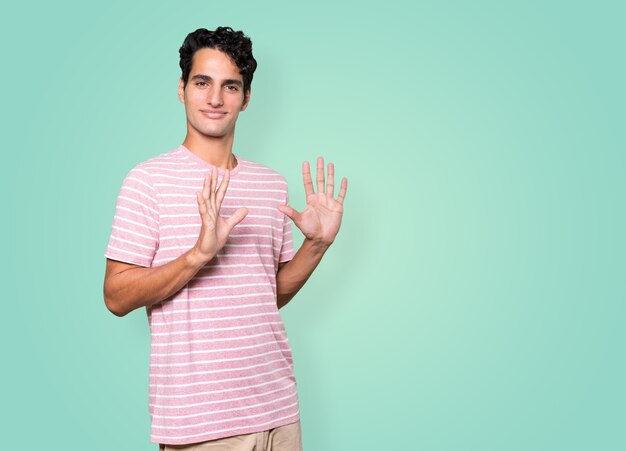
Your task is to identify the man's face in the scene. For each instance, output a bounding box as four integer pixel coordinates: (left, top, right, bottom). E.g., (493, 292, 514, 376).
(178, 47, 250, 140)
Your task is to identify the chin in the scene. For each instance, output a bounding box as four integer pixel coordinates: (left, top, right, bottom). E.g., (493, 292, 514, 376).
(189, 123, 228, 139)
(202, 129, 229, 138)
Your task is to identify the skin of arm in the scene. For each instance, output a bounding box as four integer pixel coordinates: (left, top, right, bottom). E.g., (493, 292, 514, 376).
(275, 157, 348, 309)
(104, 167, 247, 317)
(275, 239, 328, 309)
(104, 249, 207, 317)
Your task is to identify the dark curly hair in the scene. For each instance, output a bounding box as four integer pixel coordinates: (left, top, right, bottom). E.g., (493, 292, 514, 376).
(179, 26, 257, 96)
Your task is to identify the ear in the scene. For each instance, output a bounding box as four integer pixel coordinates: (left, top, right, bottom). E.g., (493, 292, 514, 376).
(241, 89, 251, 111)
(178, 78, 185, 104)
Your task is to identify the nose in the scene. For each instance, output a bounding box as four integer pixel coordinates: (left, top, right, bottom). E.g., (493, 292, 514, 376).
(207, 85, 224, 107)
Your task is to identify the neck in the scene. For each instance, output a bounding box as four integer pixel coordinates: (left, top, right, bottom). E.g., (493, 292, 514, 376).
(182, 131, 237, 170)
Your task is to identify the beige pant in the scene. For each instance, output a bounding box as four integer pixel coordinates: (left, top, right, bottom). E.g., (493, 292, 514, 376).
(158, 420, 303, 451)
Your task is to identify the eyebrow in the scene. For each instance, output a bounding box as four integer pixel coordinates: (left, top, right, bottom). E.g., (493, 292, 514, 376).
(190, 74, 243, 87)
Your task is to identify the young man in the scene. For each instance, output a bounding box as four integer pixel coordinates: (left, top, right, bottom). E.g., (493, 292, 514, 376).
(103, 27, 347, 450)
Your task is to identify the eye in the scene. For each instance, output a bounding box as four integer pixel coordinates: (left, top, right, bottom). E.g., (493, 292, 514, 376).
(226, 85, 239, 92)
(195, 81, 208, 87)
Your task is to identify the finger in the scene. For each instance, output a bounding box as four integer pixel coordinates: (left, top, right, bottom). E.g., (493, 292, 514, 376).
(216, 169, 230, 208)
(196, 191, 212, 224)
(196, 191, 207, 215)
(209, 167, 218, 212)
(277, 204, 302, 223)
(336, 177, 348, 205)
(326, 162, 335, 197)
(316, 156, 325, 193)
(202, 172, 211, 200)
(225, 207, 248, 229)
(302, 161, 314, 197)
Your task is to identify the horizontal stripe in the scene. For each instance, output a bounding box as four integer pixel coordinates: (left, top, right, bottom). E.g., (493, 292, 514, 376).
(149, 357, 287, 377)
(204, 263, 272, 269)
(186, 282, 274, 292)
(194, 273, 273, 280)
(160, 223, 283, 232)
(159, 205, 281, 213)
(150, 339, 288, 358)
(140, 172, 282, 181)
(152, 376, 294, 404)
(212, 254, 278, 259)
(148, 331, 279, 348)
(149, 349, 284, 369)
(158, 213, 281, 220)
(115, 205, 157, 223)
(121, 184, 157, 203)
(153, 182, 286, 193)
(117, 195, 159, 215)
(150, 411, 299, 441)
(105, 245, 151, 260)
(158, 233, 275, 242)
(150, 321, 283, 337)
(151, 303, 273, 316)
(143, 161, 196, 167)
(110, 235, 156, 251)
(124, 175, 155, 193)
(154, 243, 279, 253)
(153, 392, 297, 419)
(151, 402, 299, 432)
(111, 224, 154, 241)
(150, 311, 276, 327)
(161, 293, 275, 304)
(144, 166, 207, 173)
(149, 366, 288, 388)
(112, 215, 158, 232)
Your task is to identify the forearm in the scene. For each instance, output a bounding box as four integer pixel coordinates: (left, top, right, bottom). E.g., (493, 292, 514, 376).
(276, 238, 329, 309)
(104, 248, 208, 317)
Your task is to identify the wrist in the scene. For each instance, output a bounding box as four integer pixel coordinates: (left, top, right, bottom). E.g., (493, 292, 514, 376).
(186, 246, 213, 269)
(302, 237, 332, 254)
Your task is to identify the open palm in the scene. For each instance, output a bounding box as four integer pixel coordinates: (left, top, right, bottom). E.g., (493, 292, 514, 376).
(278, 157, 348, 246)
(194, 167, 248, 263)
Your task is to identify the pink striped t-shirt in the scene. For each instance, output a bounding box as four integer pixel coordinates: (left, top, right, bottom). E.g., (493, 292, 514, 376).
(105, 145, 300, 445)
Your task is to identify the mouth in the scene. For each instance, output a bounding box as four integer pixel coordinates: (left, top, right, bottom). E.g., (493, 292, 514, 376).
(200, 110, 227, 119)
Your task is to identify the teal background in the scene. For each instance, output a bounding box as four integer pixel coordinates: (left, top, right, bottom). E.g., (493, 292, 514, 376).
(2, 1, 624, 449)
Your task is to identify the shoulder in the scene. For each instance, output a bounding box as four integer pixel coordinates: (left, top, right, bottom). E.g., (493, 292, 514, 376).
(121, 147, 187, 182)
(236, 156, 288, 184)
(114, 149, 182, 200)
(131, 147, 185, 175)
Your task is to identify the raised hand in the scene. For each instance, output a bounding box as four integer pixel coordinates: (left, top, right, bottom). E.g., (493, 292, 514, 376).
(193, 167, 248, 263)
(278, 157, 348, 246)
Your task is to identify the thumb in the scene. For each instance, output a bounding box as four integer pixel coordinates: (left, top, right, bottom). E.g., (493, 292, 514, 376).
(278, 204, 300, 222)
(226, 207, 248, 229)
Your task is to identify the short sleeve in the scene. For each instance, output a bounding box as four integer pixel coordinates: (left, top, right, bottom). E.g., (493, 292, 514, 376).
(105, 166, 159, 267)
(279, 190, 295, 263)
